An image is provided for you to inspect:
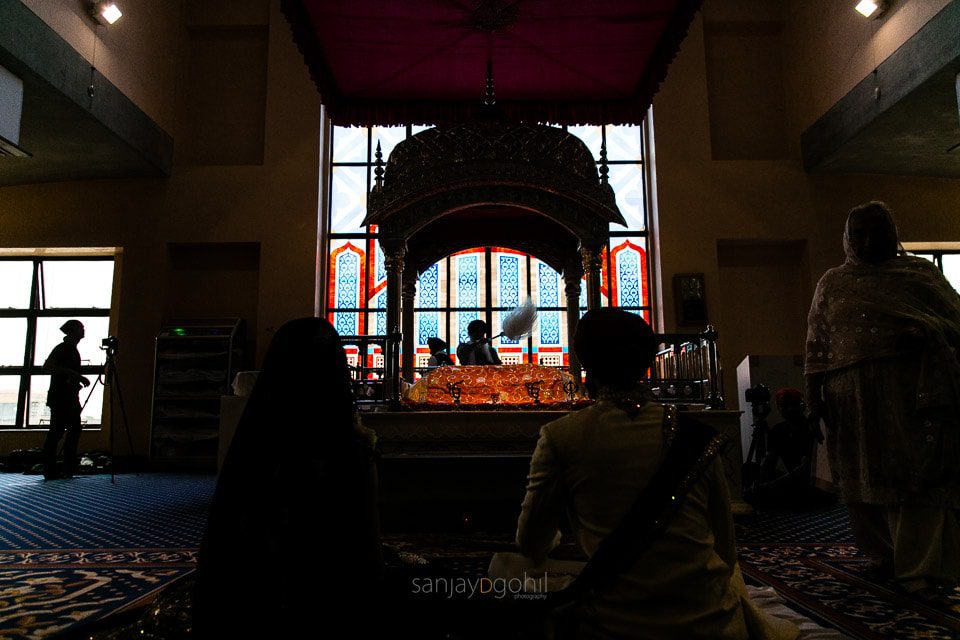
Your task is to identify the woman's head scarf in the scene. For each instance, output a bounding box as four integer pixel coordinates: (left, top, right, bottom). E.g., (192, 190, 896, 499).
(842, 201, 902, 266)
(230, 317, 358, 460)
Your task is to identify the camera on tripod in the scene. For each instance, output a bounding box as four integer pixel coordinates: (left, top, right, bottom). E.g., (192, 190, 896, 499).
(744, 383, 770, 405)
(745, 383, 771, 421)
(101, 336, 119, 358)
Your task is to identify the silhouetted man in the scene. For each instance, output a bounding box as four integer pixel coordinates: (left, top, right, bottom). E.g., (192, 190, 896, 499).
(42, 319, 90, 480)
(456, 319, 501, 365)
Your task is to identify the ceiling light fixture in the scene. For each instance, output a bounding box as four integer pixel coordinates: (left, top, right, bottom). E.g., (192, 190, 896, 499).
(88, 1, 122, 25)
(855, 0, 887, 19)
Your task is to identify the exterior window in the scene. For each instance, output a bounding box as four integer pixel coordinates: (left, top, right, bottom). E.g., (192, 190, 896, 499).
(324, 123, 652, 369)
(0, 257, 114, 428)
(908, 250, 960, 291)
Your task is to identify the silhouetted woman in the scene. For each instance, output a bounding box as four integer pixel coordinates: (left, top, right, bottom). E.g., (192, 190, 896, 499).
(806, 201, 960, 601)
(193, 318, 383, 637)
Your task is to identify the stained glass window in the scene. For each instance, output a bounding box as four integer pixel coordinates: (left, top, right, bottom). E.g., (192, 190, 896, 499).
(324, 123, 652, 370)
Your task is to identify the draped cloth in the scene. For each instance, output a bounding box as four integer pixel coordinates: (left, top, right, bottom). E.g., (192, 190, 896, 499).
(192, 318, 383, 638)
(806, 252, 960, 506)
(805, 255, 960, 412)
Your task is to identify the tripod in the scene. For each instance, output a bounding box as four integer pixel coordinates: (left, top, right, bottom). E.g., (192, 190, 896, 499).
(742, 394, 772, 499)
(102, 347, 137, 483)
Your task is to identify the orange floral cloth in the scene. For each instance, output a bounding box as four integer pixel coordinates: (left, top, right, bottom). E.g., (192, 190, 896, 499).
(403, 364, 587, 409)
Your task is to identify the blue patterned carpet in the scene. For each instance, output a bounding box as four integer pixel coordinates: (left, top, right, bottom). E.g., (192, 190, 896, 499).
(0, 473, 215, 639)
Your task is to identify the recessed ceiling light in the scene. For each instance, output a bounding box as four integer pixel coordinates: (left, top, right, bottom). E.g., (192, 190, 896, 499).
(88, 1, 122, 25)
(855, 0, 886, 18)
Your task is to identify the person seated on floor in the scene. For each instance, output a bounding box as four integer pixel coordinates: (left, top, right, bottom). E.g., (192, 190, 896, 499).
(508, 308, 800, 639)
(456, 319, 501, 365)
(754, 388, 834, 510)
(427, 337, 454, 368)
(192, 318, 384, 638)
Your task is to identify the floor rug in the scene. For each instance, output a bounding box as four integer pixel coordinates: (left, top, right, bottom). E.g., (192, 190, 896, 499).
(738, 543, 960, 639)
(0, 473, 214, 639)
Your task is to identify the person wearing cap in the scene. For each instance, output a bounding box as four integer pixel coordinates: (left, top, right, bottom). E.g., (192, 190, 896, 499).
(41, 319, 90, 480)
(761, 388, 813, 482)
(426, 337, 454, 368)
(512, 308, 799, 639)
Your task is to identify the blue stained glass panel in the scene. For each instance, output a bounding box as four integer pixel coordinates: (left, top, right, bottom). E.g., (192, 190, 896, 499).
(375, 292, 386, 336)
(537, 263, 561, 345)
(538, 263, 560, 307)
(499, 256, 520, 306)
(611, 237, 647, 309)
(457, 255, 479, 307)
(456, 254, 480, 345)
(375, 242, 386, 285)
(333, 312, 358, 336)
(540, 312, 561, 345)
(418, 263, 440, 307)
(335, 250, 360, 310)
(417, 263, 440, 346)
(616, 248, 642, 307)
(458, 311, 479, 345)
(418, 313, 440, 346)
(499, 255, 520, 344)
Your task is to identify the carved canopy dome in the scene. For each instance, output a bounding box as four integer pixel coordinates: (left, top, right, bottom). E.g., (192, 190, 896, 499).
(363, 120, 625, 253)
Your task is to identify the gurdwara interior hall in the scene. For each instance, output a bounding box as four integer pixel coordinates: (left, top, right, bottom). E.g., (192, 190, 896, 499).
(1, 1, 958, 638)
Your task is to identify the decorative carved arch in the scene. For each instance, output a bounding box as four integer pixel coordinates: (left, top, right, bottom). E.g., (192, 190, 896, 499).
(364, 120, 623, 385)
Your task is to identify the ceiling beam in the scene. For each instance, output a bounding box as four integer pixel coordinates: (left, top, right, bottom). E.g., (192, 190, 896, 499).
(801, 1, 960, 176)
(0, 1, 172, 184)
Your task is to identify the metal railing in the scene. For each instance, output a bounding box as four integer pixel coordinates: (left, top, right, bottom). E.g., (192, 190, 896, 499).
(338, 334, 401, 406)
(650, 326, 723, 408)
(339, 326, 723, 409)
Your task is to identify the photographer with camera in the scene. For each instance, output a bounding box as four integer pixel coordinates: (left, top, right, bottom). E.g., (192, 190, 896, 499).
(41, 319, 91, 480)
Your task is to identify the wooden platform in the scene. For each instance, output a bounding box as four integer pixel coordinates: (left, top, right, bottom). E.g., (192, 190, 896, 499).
(362, 408, 748, 531)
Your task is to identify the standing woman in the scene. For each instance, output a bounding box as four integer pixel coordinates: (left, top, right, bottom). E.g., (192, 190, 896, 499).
(193, 318, 384, 637)
(805, 201, 960, 601)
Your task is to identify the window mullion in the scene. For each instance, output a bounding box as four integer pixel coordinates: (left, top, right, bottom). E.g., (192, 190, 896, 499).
(17, 260, 42, 429)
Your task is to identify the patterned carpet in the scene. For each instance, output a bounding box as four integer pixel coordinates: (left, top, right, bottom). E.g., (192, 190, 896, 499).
(735, 506, 960, 640)
(0, 473, 214, 640)
(2, 473, 959, 639)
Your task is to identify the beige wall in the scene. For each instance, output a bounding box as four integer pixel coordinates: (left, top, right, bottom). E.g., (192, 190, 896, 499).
(0, 1, 320, 455)
(652, 2, 960, 409)
(3, 0, 959, 457)
(782, 0, 953, 131)
(20, 0, 184, 133)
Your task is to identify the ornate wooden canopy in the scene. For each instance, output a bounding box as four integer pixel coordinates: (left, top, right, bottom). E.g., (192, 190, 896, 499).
(363, 119, 624, 383)
(365, 120, 624, 257)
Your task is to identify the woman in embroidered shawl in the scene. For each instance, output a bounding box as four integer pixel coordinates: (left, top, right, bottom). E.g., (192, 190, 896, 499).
(192, 318, 383, 637)
(805, 201, 960, 600)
